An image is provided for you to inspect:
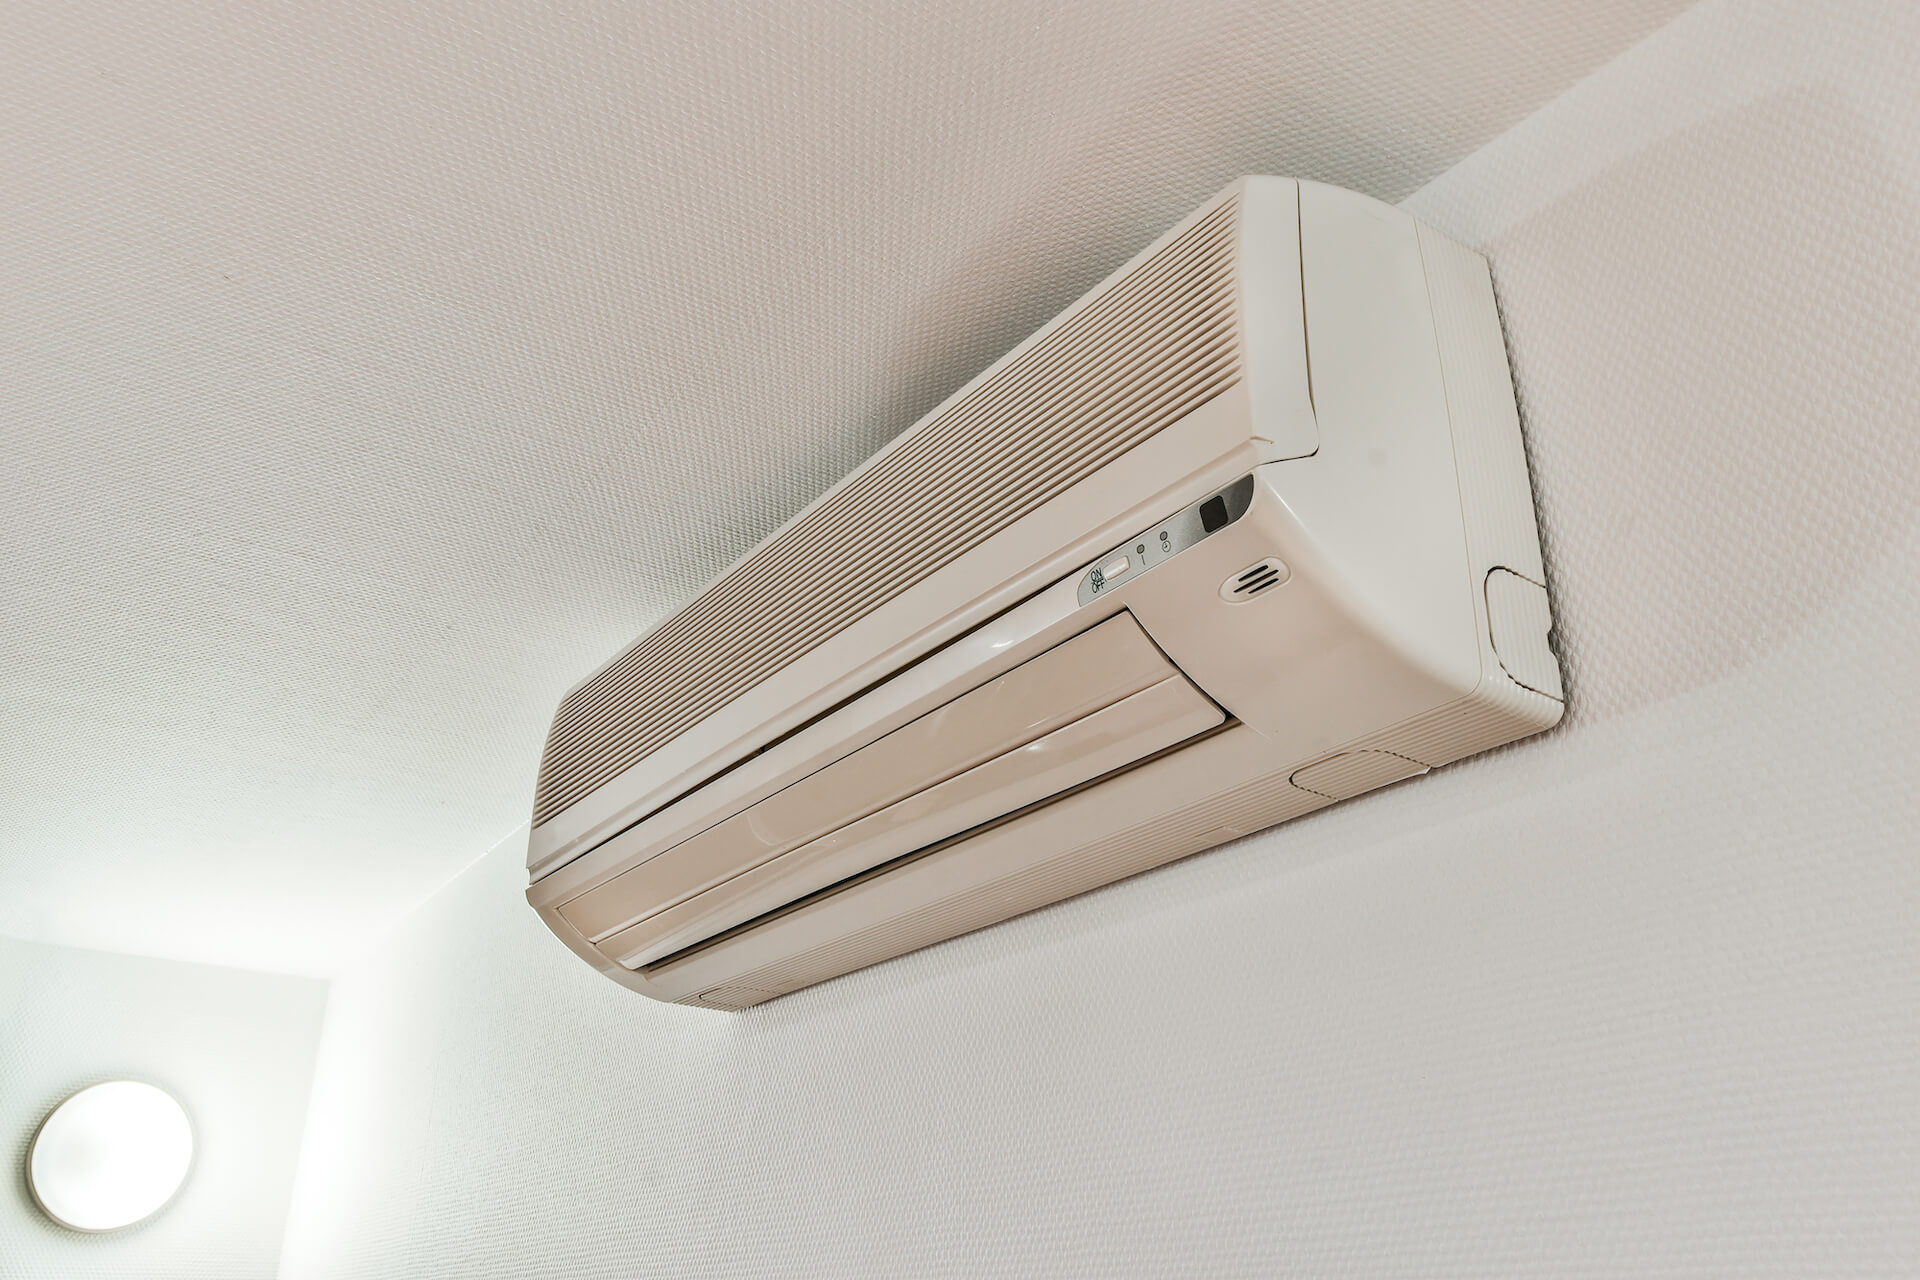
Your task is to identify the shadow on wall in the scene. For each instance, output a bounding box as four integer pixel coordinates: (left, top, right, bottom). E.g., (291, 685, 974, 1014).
(1490, 85, 1920, 726)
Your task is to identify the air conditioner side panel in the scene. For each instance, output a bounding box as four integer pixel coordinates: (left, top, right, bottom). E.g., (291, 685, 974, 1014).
(1273, 212, 1564, 777)
(1411, 218, 1565, 735)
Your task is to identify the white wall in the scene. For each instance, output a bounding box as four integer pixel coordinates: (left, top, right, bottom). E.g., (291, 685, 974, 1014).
(0, 938, 327, 1278)
(278, 2, 1920, 1274)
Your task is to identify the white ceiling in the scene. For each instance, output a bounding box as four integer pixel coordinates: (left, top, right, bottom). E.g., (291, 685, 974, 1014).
(0, 0, 1694, 974)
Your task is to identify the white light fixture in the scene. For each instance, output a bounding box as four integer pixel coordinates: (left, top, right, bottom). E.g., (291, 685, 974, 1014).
(28, 1081, 194, 1232)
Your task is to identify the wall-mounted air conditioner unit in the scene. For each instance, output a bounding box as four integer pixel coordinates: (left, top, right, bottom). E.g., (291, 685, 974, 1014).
(526, 177, 1563, 1009)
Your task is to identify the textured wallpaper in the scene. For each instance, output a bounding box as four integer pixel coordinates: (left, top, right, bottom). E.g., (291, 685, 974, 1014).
(0, 940, 327, 1279)
(0, 0, 1688, 976)
(278, 0, 1920, 1275)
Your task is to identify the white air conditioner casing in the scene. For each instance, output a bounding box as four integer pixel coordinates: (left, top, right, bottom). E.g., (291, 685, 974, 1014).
(526, 177, 1563, 1009)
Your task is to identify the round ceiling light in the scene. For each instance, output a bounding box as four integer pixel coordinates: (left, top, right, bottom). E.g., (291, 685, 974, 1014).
(27, 1081, 194, 1232)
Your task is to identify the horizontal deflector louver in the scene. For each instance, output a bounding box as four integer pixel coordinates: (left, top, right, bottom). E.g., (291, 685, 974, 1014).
(532, 195, 1244, 827)
(612, 672, 1223, 971)
(656, 739, 1318, 1006)
(556, 612, 1193, 947)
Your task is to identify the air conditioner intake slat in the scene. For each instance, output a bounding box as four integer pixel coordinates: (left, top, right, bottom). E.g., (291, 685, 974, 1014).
(531, 196, 1244, 826)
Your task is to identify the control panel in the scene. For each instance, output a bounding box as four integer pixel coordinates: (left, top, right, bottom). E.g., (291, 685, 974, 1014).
(1076, 475, 1256, 607)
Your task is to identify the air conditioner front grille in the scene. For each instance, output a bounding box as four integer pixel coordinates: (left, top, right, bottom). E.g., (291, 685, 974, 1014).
(532, 195, 1245, 828)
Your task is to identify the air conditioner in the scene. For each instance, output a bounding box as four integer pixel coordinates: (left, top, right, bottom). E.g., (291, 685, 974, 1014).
(526, 177, 1563, 1009)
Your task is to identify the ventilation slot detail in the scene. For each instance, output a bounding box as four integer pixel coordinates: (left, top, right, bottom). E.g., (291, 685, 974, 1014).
(532, 196, 1246, 827)
(1219, 557, 1289, 602)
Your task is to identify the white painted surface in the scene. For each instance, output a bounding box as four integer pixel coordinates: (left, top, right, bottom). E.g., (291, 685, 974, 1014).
(278, 5, 1920, 1273)
(28, 1081, 194, 1232)
(0, 938, 326, 1278)
(0, 0, 1689, 974)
